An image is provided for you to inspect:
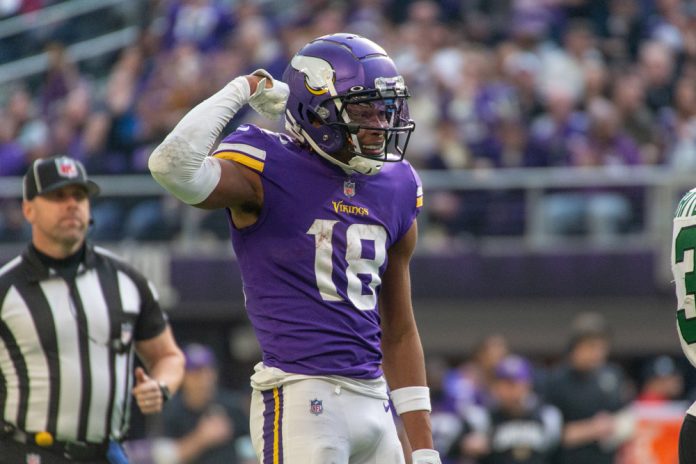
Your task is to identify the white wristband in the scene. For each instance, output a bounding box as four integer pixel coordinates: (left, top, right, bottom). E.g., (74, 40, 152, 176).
(412, 449, 442, 464)
(389, 386, 431, 415)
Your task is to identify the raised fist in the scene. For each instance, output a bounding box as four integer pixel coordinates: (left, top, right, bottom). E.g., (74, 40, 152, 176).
(249, 69, 289, 120)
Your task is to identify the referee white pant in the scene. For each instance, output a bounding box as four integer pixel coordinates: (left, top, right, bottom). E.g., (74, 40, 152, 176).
(250, 377, 405, 464)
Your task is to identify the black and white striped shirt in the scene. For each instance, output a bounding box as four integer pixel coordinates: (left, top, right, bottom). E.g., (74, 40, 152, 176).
(0, 243, 167, 443)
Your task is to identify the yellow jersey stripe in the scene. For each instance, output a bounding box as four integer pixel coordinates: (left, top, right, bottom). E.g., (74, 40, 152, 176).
(273, 387, 280, 464)
(217, 142, 267, 160)
(416, 196, 424, 208)
(214, 151, 265, 172)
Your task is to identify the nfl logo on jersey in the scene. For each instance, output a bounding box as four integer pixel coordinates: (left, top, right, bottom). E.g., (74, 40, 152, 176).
(309, 398, 323, 416)
(343, 180, 356, 198)
(26, 453, 41, 464)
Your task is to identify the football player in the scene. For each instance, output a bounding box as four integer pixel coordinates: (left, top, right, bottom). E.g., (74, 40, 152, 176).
(672, 188, 696, 463)
(149, 33, 440, 464)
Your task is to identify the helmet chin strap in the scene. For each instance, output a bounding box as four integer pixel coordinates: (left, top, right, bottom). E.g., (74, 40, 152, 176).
(285, 110, 384, 175)
(348, 155, 383, 176)
(300, 127, 384, 176)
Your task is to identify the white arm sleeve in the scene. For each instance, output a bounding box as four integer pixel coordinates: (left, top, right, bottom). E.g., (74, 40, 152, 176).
(148, 76, 251, 204)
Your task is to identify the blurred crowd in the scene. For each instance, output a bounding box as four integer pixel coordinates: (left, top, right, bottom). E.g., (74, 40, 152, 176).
(2, 0, 696, 243)
(1, 3, 691, 463)
(426, 312, 687, 464)
(129, 312, 688, 464)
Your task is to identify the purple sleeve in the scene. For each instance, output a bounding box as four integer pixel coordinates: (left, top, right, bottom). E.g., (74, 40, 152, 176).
(397, 162, 423, 242)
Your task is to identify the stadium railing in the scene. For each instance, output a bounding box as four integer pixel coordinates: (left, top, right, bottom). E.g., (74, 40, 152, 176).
(0, 165, 689, 300)
(0, 165, 689, 246)
(0, 0, 143, 86)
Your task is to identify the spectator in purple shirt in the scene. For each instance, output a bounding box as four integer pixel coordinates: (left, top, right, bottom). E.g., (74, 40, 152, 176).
(0, 113, 28, 176)
(161, 0, 234, 53)
(40, 42, 80, 116)
(570, 98, 641, 168)
(528, 84, 589, 167)
(612, 70, 661, 164)
(539, 98, 640, 241)
(659, 76, 696, 169)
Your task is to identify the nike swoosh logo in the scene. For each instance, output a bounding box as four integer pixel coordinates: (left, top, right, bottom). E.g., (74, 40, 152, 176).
(383, 402, 390, 413)
(238, 125, 250, 131)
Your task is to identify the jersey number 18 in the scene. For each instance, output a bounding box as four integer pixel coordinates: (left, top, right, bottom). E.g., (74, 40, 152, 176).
(307, 219, 386, 311)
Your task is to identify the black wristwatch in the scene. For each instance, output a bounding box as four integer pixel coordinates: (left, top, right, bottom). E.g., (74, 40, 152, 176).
(158, 381, 172, 403)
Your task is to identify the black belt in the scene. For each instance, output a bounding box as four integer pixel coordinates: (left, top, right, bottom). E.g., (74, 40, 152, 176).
(1, 425, 109, 461)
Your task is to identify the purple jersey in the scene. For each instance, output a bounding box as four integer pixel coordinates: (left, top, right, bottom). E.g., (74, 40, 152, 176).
(213, 125, 422, 379)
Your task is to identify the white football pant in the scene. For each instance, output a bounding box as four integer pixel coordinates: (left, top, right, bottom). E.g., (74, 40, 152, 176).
(250, 377, 405, 464)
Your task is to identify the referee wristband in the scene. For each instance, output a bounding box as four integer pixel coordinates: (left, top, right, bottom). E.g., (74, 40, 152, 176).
(390, 386, 431, 415)
(158, 382, 172, 403)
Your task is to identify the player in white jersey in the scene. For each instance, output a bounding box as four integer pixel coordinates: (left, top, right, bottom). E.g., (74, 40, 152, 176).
(671, 188, 696, 463)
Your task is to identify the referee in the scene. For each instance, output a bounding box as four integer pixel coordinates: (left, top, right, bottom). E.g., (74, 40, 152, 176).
(0, 156, 185, 463)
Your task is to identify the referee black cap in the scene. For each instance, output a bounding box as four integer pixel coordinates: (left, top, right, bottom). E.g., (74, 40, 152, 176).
(23, 156, 100, 201)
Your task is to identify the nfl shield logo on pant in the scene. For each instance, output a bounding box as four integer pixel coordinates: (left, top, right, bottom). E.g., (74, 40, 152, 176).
(309, 398, 323, 416)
